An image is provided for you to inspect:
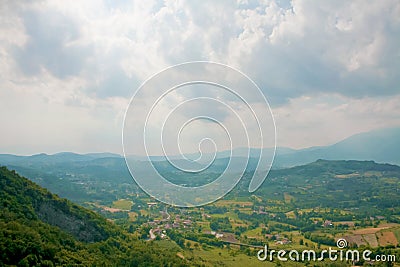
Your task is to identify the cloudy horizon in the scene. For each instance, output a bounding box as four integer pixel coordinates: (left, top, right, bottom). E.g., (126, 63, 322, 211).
(1, 0, 400, 156)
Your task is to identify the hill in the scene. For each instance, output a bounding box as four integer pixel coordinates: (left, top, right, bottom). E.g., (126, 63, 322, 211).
(150, 127, 400, 168)
(0, 152, 121, 166)
(0, 166, 190, 266)
(273, 127, 400, 167)
(229, 159, 400, 217)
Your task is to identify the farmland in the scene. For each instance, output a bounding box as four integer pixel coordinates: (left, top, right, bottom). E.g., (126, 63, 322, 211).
(5, 158, 400, 266)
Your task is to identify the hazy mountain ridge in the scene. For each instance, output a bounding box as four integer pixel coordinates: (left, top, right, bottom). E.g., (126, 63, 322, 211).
(1, 127, 398, 169)
(0, 127, 399, 205)
(0, 152, 122, 166)
(218, 127, 400, 168)
(272, 127, 400, 167)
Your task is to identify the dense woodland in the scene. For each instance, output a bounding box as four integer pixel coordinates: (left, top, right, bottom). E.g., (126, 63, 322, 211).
(0, 167, 192, 266)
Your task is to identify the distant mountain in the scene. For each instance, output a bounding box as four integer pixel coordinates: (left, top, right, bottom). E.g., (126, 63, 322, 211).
(156, 127, 400, 168)
(196, 127, 400, 168)
(139, 127, 400, 168)
(0, 152, 122, 166)
(273, 127, 400, 167)
(84, 152, 122, 158)
(0, 126, 398, 172)
(0, 166, 189, 266)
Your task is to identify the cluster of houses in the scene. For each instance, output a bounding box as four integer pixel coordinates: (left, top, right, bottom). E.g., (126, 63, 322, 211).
(209, 230, 224, 239)
(146, 211, 193, 240)
(322, 220, 333, 227)
(265, 234, 292, 245)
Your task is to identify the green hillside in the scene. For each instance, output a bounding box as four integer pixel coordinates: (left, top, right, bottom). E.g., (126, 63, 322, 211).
(0, 167, 190, 266)
(229, 160, 400, 216)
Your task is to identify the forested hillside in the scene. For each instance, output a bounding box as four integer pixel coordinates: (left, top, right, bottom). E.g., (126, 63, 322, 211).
(0, 166, 190, 266)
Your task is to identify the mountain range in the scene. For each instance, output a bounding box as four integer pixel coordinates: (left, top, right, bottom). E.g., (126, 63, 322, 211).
(272, 127, 400, 167)
(1, 127, 399, 169)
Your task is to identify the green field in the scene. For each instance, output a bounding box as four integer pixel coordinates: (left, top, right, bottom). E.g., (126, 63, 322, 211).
(243, 227, 263, 238)
(394, 227, 400, 243)
(112, 199, 133, 210)
(186, 246, 273, 267)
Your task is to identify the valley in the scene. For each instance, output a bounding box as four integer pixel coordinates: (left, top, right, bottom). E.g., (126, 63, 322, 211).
(1, 155, 399, 266)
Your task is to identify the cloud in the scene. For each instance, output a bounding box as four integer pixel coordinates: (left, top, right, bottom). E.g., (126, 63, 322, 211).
(14, 7, 90, 78)
(0, 0, 399, 154)
(229, 0, 400, 103)
(8, 0, 400, 101)
(273, 93, 400, 149)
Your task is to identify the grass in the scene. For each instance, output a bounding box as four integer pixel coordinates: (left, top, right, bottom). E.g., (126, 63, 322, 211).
(154, 239, 181, 251)
(237, 208, 253, 214)
(283, 192, 294, 203)
(197, 221, 211, 231)
(128, 212, 138, 221)
(394, 227, 400, 243)
(214, 200, 253, 207)
(140, 209, 149, 216)
(212, 211, 239, 221)
(112, 199, 133, 210)
(243, 227, 263, 238)
(187, 246, 270, 267)
(186, 245, 309, 267)
(286, 210, 296, 219)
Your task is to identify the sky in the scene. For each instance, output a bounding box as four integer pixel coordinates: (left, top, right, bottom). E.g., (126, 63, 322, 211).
(0, 0, 399, 155)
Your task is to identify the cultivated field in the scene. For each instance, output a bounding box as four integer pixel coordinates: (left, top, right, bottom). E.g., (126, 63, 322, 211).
(377, 231, 399, 247)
